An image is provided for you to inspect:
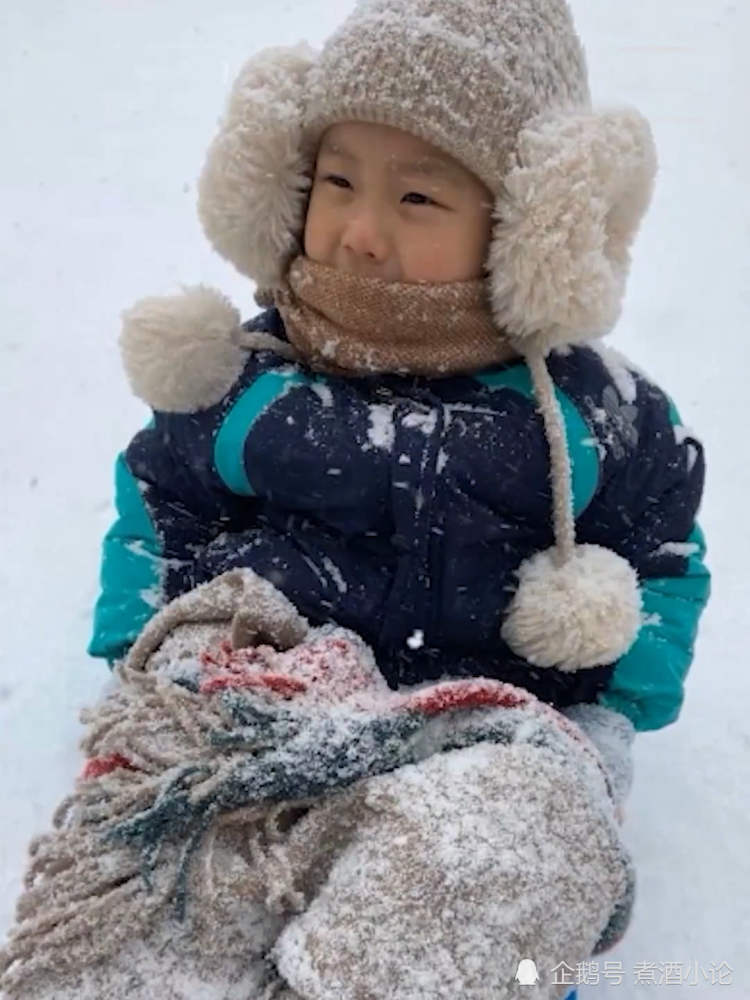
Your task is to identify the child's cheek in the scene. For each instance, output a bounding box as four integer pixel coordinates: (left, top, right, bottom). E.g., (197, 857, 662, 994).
(403, 227, 483, 284)
(303, 193, 329, 264)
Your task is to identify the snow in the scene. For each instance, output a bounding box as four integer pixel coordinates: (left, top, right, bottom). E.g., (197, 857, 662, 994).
(322, 556, 348, 594)
(642, 613, 663, 629)
(366, 402, 395, 450)
(674, 423, 699, 445)
(402, 409, 438, 435)
(311, 382, 334, 407)
(0, 0, 748, 996)
(591, 344, 639, 405)
(655, 541, 701, 558)
(407, 629, 425, 650)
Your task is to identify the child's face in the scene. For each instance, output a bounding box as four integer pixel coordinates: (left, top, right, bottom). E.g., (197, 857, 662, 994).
(304, 122, 494, 284)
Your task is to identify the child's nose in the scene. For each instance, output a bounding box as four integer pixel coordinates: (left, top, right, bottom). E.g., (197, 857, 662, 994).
(341, 209, 390, 263)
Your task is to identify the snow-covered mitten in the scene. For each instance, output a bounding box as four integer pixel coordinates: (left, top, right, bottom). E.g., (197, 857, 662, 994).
(562, 703, 636, 814)
(272, 717, 634, 1000)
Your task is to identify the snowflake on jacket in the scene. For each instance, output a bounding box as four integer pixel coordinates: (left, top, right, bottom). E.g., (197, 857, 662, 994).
(90, 309, 709, 732)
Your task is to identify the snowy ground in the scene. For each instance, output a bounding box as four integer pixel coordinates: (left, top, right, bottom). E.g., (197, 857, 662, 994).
(0, 0, 747, 996)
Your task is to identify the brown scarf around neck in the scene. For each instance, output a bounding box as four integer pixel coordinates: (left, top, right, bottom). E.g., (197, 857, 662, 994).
(273, 257, 518, 378)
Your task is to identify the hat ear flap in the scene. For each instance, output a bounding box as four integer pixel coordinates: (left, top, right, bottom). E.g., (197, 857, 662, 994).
(489, 108, 657, 352)
(198, 43, 318, 287)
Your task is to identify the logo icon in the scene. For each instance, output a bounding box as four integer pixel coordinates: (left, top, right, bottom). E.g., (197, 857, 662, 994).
(515, 959, 540, 985)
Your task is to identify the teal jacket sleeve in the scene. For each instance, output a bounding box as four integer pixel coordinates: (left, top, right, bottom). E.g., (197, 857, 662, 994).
(601, 522, 710, 732)
(87, 441, 234, 664)
(88, 450, 170, 663)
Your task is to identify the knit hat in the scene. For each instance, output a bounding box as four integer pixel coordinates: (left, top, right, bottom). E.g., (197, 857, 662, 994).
(121, 0, 656, 673)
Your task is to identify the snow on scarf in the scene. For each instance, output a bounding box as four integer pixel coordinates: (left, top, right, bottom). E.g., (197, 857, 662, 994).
(0, 571, 634, 1000)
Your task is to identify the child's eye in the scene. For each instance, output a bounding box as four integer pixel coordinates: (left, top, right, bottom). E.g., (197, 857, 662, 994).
(323, 174, 352, 190)
(402, 192, 438, 206)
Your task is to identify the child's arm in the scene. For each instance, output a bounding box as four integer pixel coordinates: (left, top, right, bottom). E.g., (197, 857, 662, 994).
(578, 388, 710, 732)
(559, 420, 708, 804)
(596, 509, 709, 733)
(88, 429, 236, 663)
(89, 341, 394, 663)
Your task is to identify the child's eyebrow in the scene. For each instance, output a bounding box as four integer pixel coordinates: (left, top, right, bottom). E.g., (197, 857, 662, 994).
(318, 141, 461, 185)
(318, 140, 357, 161)
(391, 156, 462, 184)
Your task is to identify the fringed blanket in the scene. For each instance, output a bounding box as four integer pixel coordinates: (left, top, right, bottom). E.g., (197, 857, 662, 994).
(0, 571, 634, 1000)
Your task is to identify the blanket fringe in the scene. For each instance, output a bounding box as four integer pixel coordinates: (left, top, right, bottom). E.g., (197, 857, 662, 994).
(0, 663, 313, 994)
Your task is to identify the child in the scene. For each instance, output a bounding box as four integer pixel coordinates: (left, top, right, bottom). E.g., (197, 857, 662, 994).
(84, 0, 709, 991)
(92, 0, 708, 732)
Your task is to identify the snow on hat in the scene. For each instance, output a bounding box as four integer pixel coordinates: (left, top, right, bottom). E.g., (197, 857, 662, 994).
(124, 0, 654, 673)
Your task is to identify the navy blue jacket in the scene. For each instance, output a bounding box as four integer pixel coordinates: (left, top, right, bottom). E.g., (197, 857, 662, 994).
(90, 309, 709, 731)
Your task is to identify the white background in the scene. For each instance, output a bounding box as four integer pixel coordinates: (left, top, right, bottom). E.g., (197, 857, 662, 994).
(1, 0, 748, 995)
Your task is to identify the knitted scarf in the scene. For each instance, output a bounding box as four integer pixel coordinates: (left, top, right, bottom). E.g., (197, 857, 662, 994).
(273, 256, 518, 377)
